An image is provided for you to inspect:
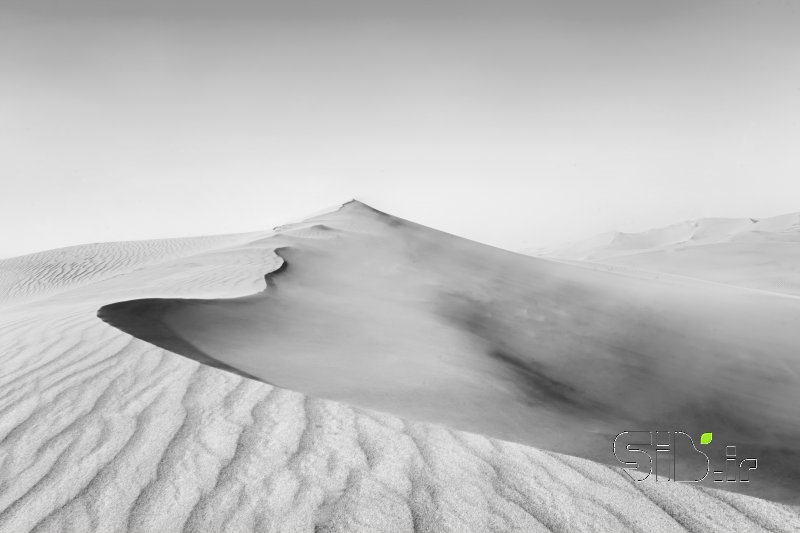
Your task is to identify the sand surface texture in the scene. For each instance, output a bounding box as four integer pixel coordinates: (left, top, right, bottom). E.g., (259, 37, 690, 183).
(2, 202, 799, 532)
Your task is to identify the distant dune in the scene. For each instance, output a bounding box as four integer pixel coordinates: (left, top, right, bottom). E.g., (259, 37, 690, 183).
(2, 202, 799, 532)
(535, 213, 800, 296)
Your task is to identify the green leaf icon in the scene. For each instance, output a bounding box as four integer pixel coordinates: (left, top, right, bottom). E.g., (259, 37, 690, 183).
(700, 432, 713, 445)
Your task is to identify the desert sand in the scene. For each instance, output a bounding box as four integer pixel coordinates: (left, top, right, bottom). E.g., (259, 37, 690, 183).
(2, 201, 799, 532)
(536, 213, 800, 296)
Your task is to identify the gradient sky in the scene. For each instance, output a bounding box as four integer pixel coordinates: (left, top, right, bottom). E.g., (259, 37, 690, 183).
(1, 0, 799, 257)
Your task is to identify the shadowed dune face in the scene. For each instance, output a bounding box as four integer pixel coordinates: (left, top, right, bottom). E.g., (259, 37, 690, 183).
(99, 201, 800, 504)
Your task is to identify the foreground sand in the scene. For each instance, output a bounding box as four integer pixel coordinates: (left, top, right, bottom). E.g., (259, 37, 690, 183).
(1, 203, 799, 532)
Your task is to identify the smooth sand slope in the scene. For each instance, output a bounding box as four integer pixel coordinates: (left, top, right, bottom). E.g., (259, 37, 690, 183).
(2, 203, 799, 532)
(99, 201, 800, 506)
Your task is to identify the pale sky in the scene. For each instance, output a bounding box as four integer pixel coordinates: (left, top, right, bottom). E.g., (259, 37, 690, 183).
(1, 0, 799, 258)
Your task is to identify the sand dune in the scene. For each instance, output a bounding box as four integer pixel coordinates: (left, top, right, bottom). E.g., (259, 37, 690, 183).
(2, 202, 799, 532)
(536, 213, 800, 296)
(100, 201, 800, 505)
(0, 232, 267, 308)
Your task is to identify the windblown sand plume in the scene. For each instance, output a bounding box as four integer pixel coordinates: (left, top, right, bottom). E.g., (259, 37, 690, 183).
(1, 201, 799, 532)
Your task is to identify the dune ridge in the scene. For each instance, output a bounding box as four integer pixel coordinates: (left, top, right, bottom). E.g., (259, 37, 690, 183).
(537, 213, 800, 260)
(1, 201, 799, 532)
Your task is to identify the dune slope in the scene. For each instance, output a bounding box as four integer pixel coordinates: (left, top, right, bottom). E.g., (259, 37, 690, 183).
(99, 201, 800, 505)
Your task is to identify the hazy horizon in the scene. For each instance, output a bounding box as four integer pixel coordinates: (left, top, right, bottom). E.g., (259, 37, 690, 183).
(2, 0, 799, 257)
(2, 199, 799, 260)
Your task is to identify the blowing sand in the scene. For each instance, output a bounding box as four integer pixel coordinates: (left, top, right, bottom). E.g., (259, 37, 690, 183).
(2, 201, 799, 532)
